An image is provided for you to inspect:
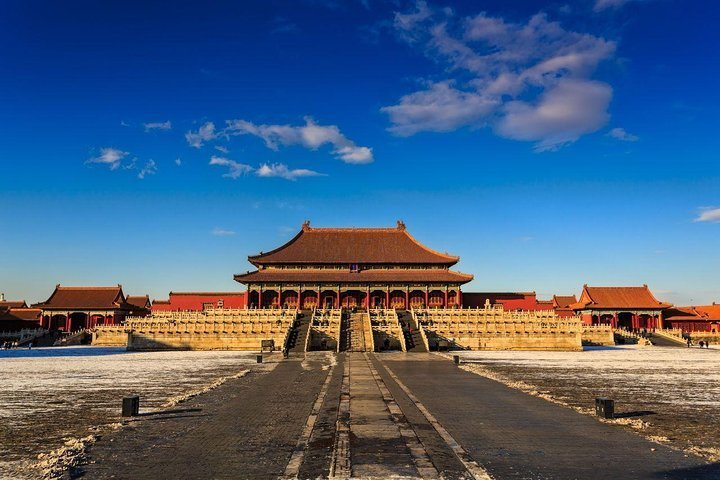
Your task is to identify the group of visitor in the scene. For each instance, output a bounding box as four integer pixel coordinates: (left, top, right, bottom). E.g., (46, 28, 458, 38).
(691, 339, 711, 348)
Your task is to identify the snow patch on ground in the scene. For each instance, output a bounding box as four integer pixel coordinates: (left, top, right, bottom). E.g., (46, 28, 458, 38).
(0, 347, 267, 479)
(452, 346, 720, 461)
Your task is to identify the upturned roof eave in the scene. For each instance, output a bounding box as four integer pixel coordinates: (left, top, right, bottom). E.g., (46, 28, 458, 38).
(233, 269, 473, 285)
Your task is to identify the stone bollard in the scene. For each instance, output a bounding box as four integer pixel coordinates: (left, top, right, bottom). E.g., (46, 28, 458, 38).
(453, 355, 460, 365)
(256, 354, 263, 363)
(595, 397, 614, 419)
(122, 395, 140, 417)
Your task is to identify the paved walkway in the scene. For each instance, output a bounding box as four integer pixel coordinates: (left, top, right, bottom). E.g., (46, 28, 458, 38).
(81, 354, 335, 479)
(380, 353, 718, 480)
(79, 352, 719, 479)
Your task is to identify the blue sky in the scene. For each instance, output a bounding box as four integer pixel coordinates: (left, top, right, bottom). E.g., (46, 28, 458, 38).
(1, 0, 719, 305)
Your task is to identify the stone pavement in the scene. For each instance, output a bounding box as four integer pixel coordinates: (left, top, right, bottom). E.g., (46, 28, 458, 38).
(80, 353, 336, 479)
(78, 352, 720, 480)
(379, 353, 720, 480)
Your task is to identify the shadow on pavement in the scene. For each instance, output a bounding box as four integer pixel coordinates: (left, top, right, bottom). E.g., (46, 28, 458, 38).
(614, 410, 656, 418)
(137, 408, 202, 417)
(658, 462, 720, 479)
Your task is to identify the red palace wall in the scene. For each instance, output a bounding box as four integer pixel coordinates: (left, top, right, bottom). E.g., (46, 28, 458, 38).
(463, 292, 554, 311)
(152, 293, 247, 312)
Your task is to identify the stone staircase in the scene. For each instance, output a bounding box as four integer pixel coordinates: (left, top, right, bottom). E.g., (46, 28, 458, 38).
(54, 329, 92, 346)
(649, 330, 687, 347)
(397, 310, 428, 352)
(285, 311, 312, 353)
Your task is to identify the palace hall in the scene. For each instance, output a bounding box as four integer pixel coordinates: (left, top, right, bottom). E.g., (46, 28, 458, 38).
(234, 221, 473, 310)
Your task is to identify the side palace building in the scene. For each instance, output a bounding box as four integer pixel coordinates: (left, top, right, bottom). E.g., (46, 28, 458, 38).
(234, 221, 473, 310)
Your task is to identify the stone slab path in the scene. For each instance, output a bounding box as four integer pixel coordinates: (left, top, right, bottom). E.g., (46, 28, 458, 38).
(78, 352, 720, 480)
(380, 353, 719, 480)
(81, 354, 334, 479)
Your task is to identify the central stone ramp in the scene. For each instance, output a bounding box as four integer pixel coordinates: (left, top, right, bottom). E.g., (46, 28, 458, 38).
(342, 311, 373, 352)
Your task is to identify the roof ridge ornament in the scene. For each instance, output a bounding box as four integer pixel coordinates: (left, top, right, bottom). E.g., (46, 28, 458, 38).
(396, 220, 406, 231)
(302, 220, 311, 231)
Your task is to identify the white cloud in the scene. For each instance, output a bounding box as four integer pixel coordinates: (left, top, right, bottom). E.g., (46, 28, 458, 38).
(608, 127, 639, 142)
(270, 17, 299, 34)
(381, 81, 497, 136)
(144, 121, 172, 132)
(695, 208, 720, 223)
(496, 79, 612, 151)
(209, 155, 253, 179)
(594, 0, 629, 12)
(384, 4, 616, 150)
(256, 163, 325, 181)
(393, 0, 433, 42)
(175, 158, 182, 166)
(214, 145, 229, 154)
(138, 159, 157, 179)
(211, 228, 236, 236)
(185, 122, 217, 148)
(86, 147, 129, 170)
(224, 117, 373, 164)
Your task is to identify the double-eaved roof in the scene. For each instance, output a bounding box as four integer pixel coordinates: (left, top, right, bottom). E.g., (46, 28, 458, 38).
(33, 285, 132, 311)
(571, 285, 671, 310)
(247, 221, 459, 266)
(236, 221, 472, 285)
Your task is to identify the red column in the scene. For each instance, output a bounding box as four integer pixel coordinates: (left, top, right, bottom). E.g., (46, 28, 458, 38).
(405, 288, 409, 310)
(458, 290, 463, 308)
(385, 289, 390, 309)
(365, 286, 370, 309)
(444, 289, 448, 308)
(424, 287, 429, 308)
